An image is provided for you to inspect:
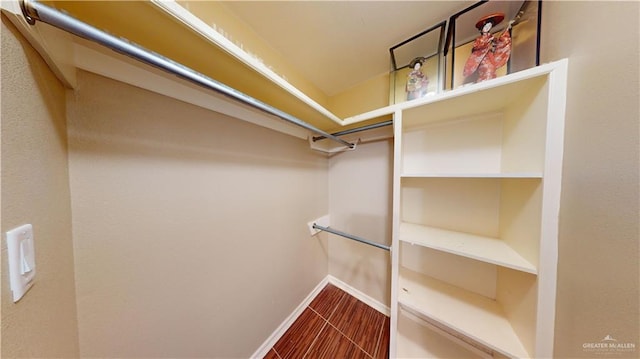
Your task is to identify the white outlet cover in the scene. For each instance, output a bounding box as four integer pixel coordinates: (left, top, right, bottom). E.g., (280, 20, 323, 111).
(6, 224, 36, 302)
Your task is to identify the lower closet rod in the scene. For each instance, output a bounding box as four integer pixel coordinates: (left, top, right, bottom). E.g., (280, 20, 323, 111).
(19, 0, 355, 149)
(312, 224, 390, 251)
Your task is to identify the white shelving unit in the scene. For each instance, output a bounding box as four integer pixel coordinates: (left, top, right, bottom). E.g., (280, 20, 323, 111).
(390, 60, 568, 358)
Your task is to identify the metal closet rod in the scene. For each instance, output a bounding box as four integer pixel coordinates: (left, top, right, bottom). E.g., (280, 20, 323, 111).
(312, 120, 393, 142)
(312, 224, 390, 251)
(19, 0, 355, 149)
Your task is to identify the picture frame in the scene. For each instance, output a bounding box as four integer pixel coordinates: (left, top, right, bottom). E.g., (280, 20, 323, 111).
(444, 0, 542, 90)
(388, 21, 446, 105)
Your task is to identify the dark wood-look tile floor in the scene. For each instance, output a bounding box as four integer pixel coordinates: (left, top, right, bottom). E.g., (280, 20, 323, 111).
(265, 284, 389, 359)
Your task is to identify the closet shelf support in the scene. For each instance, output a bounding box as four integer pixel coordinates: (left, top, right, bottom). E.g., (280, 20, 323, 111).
(19, 0, 355, 149)
(312, 224, 390, 251)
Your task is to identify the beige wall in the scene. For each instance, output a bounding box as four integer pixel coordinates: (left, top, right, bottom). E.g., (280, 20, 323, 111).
(66, 70, 329, 357)
(1, 17, 80, 358)
(328, 72, 391, 119)
(540, 2, 639, 358)
(328, 140, 393, 306)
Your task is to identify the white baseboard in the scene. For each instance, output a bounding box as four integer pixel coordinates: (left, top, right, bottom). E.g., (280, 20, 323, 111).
(250, 275, 390, 358)
(327, 275, 390, 317)
(250, 276, 329, 358)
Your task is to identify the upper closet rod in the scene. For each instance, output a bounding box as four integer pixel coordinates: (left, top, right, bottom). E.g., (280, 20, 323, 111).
(312, 120, 393, 142)
(19, 0, 355, 149)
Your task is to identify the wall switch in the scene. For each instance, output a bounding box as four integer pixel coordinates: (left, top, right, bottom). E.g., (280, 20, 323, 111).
(307, 215, 330, 236)
(6, 224, 36, 302)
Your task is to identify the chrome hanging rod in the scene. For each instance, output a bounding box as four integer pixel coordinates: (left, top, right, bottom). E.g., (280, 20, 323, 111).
(19, 0, 355, 149)
(312, 224, 390, 251)
(312, 120, 393, 142)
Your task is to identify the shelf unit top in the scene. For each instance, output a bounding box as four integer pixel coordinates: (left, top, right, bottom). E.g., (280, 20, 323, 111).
(344, 60, 566, 128)
(398, 267, 531, 358)
(400, 223, 538, 274)
(402, 76, 548, 128)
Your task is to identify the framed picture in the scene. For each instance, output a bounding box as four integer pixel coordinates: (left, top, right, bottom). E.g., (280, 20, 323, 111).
(444, 0, 541, 90)
(389, 21, 446, 104)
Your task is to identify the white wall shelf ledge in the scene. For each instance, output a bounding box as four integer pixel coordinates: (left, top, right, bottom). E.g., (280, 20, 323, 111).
(401, 172, 543, 179)
(400, 222, 537, 274)
(398, 268, 530, 358)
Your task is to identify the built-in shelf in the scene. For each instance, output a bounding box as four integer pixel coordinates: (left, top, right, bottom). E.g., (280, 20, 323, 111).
(401, 172, 543, 179)
(399, 222, 537, 274)
(391, 60, 567, 358)
(398, 267, 530, 359)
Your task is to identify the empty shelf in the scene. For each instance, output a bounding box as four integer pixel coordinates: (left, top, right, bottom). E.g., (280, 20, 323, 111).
(398, 268, 530, 358)
(400, 223, 537, 274)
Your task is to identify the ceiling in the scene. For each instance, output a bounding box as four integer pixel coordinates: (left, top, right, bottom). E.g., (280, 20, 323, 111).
(222, 1, 474, 96)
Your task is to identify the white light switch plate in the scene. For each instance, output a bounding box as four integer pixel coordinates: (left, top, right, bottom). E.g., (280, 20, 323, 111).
(6, 224, 36, 302)
(307, 215, 330, 236)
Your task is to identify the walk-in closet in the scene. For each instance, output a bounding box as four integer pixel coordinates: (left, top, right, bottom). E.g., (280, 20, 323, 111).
(2, 1, 638, 359)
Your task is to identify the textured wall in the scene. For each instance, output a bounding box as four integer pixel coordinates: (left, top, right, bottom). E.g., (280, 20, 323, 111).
(1, 17, 80, 358)
(66, 71, 329, 358)
(540, 2, 640, 358)
(328, 140, 393, 307)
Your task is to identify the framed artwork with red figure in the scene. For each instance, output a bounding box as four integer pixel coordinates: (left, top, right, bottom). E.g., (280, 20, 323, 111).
(444, 0, 541, 90)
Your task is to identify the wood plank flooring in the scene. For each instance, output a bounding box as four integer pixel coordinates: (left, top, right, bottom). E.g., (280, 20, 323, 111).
(264, 283, 390, 359)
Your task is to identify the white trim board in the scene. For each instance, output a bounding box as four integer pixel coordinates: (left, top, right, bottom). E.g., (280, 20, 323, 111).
(250, 275, 391, 358)
(327, 275, 391, 317)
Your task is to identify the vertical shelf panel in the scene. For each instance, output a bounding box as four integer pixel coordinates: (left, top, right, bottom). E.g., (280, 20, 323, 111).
(402, 113, 504, 175)
(401, 177, 501, 238)
(500, 79, 549, 174)
(401, 241, 498, 298)
(500, 178, 543, 268)
(496, 267, 539, 357)
(389, 109, 404, 359)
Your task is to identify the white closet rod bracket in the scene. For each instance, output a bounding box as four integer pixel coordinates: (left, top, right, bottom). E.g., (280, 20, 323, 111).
(19, 0, 355, 149)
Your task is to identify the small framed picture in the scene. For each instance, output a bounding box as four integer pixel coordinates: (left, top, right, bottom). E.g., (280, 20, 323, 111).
(389, 21, 446, 104)
(444, 0, 541, 90)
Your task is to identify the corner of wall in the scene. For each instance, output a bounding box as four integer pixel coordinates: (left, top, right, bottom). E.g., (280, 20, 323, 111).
(327, 139, 393, 308)
(1, 15, 80, 358)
